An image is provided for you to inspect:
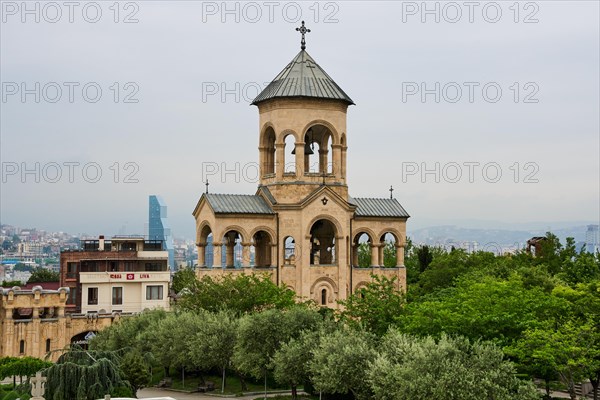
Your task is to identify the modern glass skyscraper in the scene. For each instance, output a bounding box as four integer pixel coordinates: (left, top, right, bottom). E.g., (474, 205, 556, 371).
(586, 224, 599, 254)
(149, 195, 175, 271)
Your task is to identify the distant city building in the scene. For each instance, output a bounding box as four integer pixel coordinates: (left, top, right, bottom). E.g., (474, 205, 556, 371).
(149, 195, 175, 271)
(60, 236, 170, 314)
(586, 224, 599, 253)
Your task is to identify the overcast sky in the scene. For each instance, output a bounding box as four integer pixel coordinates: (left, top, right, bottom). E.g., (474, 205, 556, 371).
(1, 1, 599, 240)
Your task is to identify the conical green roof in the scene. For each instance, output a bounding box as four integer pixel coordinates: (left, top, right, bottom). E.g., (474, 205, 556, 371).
(251, 50, 354, 106)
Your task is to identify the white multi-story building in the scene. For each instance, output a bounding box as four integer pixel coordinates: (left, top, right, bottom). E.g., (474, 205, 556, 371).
(61, 236, 170, 314)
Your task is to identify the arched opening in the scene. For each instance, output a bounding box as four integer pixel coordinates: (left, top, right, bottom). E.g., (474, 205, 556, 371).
(223, 230, 243, 268)
(253, 231, 272, 267)
(321, 288, 327, 305)
(326, 134, 333, 174)
(310, 219, 337, 265)
(380, 232, 398, 267)
(303, 124, 334, 175)
(262, 127, 276, 175)
(198, 224, 213, 267)
(284, 236, 295, 264)
(306, 141, 321, 173)
(70, 331, 97, 350)
(284, 134, 296, 174)
(353, 232, 373, 267)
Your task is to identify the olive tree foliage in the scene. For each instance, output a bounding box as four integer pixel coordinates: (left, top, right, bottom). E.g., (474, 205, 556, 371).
(368, 331, 539, 400)
(272, 330, 321, 400)
(308, 327, 377, 400)
(146, 311, 202, 375)
(233, 307, 322, 381)
(188, 310, 239, 390)
(90, 309, 168, 354)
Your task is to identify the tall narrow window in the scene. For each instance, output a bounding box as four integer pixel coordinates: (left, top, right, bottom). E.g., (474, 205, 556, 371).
(88, 288, 98, 305)
(19, 340, 25, 354)
(112, 287, 123, 305)
(321, 288, 327, 305)
(67, 289, 77, 305)
(66, 262, 77, 279)
(45, 338, 51, 352)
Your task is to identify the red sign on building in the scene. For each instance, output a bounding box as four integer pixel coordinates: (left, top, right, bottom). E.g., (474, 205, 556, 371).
(126, 274, 135, 280)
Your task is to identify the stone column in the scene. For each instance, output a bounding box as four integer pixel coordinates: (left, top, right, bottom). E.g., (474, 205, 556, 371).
(319, 148, 328, 174)
(212, 242, 223, 268)
(225, 238, 235, 267)
(271, 244, 277, 267)
(370, 244, 378, 267)
(378, 245, 385, 267)
(242, 243, 251, 267)
(296, 142, 305, 176)
(396, 244, 405, 267)
(197, 244, 206, 267)
(352, 244, 359, 266)
(275, 143, 284, 179)
(332, 144, 342, 177)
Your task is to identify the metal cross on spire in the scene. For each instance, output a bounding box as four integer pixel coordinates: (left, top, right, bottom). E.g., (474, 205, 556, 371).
(205, 179, 209, 194)
(389, 185, 394, 199)
(296, 21, 310, 50)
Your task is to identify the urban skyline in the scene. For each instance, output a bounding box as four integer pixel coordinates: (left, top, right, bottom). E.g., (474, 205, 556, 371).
(1, 2, 599, 244)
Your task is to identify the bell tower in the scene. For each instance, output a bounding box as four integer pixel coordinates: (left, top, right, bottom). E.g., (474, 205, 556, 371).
(252, 21, 354, 204)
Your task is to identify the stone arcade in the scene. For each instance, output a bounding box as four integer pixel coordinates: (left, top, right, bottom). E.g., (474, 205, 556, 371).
(193, 23, 410, 308)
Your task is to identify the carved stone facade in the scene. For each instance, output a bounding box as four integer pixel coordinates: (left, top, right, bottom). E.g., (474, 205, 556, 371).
(193, 45, 409, 308)
(0, 286, 117, 361)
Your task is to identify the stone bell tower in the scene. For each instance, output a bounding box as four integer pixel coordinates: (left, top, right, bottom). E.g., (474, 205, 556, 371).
(193, 22, 409, 308)
(252, 21, 354, 204)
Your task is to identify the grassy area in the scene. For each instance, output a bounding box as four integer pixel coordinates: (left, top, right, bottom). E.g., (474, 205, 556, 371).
(253, 397, 317, 400)
(149, 367, 274, 395)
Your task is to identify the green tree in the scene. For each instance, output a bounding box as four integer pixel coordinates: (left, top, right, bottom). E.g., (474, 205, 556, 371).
(357, 242, 371, 267)
(45, 347, 126, 400)
(1, 280, 22, 288)
(120, 351, 151, 397)
(272, 331, 319, 400)
(13, 263, 33, 272)
(398, 275, 570, 347)
(177, 273, 296, 315)
(171, 268, 197, 294)
(338, 275, 405, 336)
(90, 308, 167, 354)
(510, 320, 600, 400)
(146, 312, 202, 380)
(0, 356, 51, 388)
(368, 331, 539, 400)
(416, 245, 433, 272)
(27, 268, 59, 283)
(308, 327, 377, 400)
(233, 307, 322, 396)
(188, 310, 239, 392)
(383, 240, 397, 267)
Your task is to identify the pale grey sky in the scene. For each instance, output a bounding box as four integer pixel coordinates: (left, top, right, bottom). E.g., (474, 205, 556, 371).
(1, 1, 599, 239)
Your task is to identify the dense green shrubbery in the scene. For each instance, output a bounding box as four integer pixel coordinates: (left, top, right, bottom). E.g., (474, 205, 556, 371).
(87, 235, 600, 400)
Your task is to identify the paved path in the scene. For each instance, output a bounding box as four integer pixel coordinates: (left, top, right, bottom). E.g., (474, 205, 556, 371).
(138, 387, 293, 399)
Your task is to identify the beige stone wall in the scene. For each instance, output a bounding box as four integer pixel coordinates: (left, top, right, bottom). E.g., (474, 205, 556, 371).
(1, 287, 116, 361)
(193, 96, 408, 310)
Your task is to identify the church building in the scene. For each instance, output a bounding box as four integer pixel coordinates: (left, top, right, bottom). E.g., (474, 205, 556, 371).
(193, 23, 409, 308)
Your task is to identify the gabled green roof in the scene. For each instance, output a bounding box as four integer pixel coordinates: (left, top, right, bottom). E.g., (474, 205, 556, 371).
(204, 194, 274, 215)
(251, 50, 354, 106)
(350, 197, 410, 218)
